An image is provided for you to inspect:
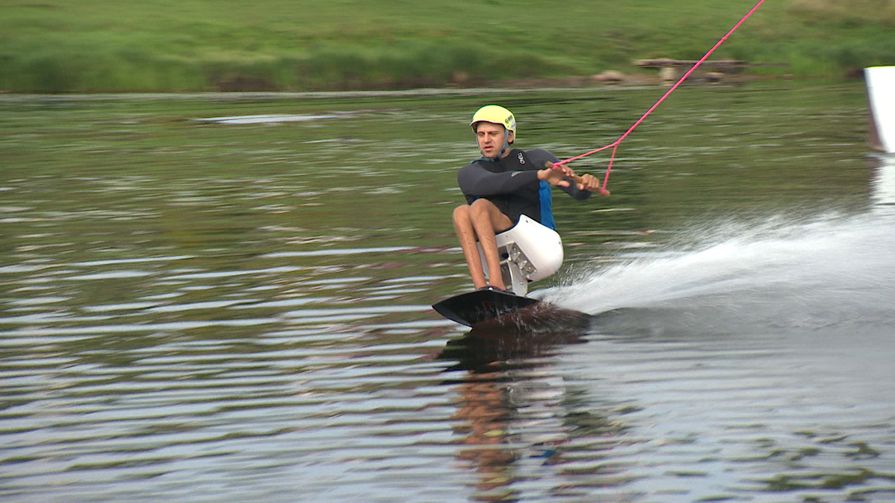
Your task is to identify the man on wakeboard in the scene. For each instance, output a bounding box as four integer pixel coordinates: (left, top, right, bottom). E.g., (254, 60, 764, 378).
(452, 105, 605, 292)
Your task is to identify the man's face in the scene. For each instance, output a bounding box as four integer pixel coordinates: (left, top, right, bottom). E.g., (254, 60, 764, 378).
(476, 122, 512, 158)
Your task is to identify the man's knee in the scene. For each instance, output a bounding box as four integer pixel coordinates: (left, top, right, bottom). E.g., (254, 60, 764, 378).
(452, 204, 471, 224)
(469, 199, 512, 231)
(469, 198, 494, 219)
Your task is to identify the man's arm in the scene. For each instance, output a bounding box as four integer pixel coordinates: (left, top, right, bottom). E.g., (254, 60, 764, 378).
(457, 162, 539, 196)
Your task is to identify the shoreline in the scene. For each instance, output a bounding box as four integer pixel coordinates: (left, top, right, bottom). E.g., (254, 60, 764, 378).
(0, 74, 800, 101)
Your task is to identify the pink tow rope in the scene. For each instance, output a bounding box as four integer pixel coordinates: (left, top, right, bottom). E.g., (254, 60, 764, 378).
(553, 0, 766, 195)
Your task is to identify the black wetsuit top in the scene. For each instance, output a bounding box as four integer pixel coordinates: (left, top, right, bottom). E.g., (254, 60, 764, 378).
(457, 148, 591, 229)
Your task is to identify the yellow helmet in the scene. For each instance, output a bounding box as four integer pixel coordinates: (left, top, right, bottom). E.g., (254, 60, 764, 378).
(470, 105, 516, 138)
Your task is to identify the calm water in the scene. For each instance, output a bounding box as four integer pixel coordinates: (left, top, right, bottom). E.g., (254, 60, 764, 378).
(2, 84, 894, 502)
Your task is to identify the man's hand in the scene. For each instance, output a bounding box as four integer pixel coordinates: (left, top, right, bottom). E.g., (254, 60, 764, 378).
(538, 161, 572, 187)
(540, 162, 610, 195)
(576, 173, 603, 193)
(580, 173, 611, 196)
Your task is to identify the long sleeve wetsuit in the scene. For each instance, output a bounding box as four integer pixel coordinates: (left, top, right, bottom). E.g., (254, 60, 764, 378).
(457, 148, 590, 230)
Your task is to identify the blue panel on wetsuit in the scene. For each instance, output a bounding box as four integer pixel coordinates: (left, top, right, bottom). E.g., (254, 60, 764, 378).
(538, 181, 556, 230)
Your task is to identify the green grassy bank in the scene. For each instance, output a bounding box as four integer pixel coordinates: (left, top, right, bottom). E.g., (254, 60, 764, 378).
(2, 0, 894, 93)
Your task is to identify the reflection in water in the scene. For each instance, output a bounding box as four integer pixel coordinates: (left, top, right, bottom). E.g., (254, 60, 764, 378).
(439, 314, 597, 501)
(440, 308, 590, 373)
(870, 153, 895, 214)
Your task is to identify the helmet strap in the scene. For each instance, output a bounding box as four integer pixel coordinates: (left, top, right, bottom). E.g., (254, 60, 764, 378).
(498, 135, 510, 159)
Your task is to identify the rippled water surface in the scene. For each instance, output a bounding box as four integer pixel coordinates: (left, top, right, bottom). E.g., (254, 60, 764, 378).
(2, 85, 894, 501)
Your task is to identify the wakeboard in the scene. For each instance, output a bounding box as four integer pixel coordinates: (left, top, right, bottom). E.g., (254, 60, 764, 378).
(432, 287, 540, 327)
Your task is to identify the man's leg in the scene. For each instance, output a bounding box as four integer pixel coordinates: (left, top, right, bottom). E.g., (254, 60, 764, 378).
(452, 205, 488, 288)
(468, 199, 513, 290)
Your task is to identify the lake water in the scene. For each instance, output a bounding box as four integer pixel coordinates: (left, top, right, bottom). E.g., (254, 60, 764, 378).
(2, 84, 894, 502)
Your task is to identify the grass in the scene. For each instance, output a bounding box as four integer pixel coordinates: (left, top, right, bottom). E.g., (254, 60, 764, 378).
(1, 0, 894, 93)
